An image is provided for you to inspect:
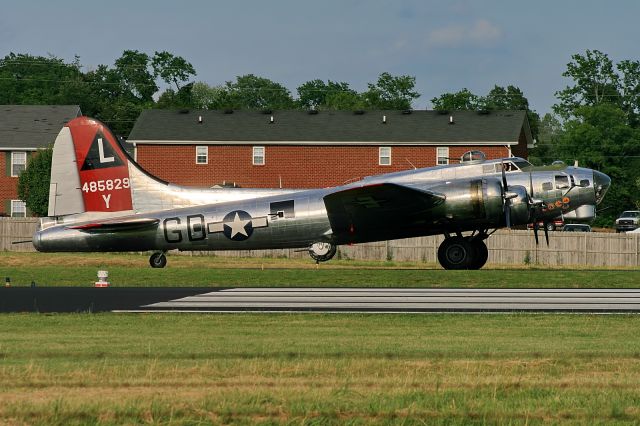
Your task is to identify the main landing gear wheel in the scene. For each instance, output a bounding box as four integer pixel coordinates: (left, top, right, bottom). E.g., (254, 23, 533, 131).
(438, 237, 474, 270)
(437, 237, 488, 270)
(149, 252, 167, 268)
(467, 238, 488, 270)
(308, 242, 337, 262)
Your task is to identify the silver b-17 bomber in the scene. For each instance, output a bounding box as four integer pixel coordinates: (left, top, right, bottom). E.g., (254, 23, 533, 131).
(33, 117, 611, 269)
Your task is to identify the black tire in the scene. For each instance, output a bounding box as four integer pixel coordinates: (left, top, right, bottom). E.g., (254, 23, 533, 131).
(546, 223, 555, 232)
(467, 239, 489, 270)
(149, 252, 167, 268)
(308, 242, 337, 262)
(438, 237, 475, 270)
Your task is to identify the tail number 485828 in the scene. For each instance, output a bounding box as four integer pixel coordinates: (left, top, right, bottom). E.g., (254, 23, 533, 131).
(81, 178, 130, 193)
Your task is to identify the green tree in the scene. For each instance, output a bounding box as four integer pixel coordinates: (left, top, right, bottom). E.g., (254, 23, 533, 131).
(363, 72, 419, 110)
(215, 74, 294, 110)
(0, 53, 85, 105)
(296, 79, 354, 109)
(549, 103, 640, 223)
(190, 81, 225, 109)
(17, 147, 52, 217)
(114, 50, 157, 102)
(432, 85, 539, 138)
(151, 51, 196, 91)
(554, 50, 621, 120)
(156, 82, 195, 109)
(618, 59, 640, 127)
(431, 88, 479, 111)
(324, 91, 366, 110)
(485, 85, 529, 110)
(551, 50, 640, 223)
(529, 113, 562, 165)
(485, 85, 540, 139)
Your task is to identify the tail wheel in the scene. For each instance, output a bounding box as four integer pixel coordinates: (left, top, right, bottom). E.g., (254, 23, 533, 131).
(308, 242, 337, 262)
(149, 252, 167, 268)
(438, 237, 475, 270)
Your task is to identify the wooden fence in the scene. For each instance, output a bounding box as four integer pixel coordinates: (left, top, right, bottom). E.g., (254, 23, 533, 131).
(2, 218, 639, 267)
(0, 218, 39, 253)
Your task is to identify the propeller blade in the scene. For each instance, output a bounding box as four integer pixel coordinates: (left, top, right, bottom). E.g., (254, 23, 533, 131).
(501, 160, 509, 189)
(533, 223, 539, 245)
(544, 224, 550, 246)
(500, 159, 512, 229)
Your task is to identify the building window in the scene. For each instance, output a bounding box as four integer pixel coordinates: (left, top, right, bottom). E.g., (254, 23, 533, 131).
(379, 147, 391, 166)
(11, 200, 26, 217)
(195, 146, 208, 164)
(253, 146, 265, 165)
(11, 151, 27, 176)
(437, 147, 449, 165)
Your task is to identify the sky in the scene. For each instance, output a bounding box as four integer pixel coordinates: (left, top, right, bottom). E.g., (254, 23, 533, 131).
(2, 0, 640, 115)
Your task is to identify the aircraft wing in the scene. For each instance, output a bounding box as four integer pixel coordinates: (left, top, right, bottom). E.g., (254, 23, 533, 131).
(67, 217, 160, 233)
(323, 183, 445, 242)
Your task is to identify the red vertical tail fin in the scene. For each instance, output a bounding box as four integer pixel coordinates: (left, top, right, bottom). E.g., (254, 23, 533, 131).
(49, 117, 133, 216)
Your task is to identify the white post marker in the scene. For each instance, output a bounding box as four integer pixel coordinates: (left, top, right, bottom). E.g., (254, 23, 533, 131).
(95, 270, 110, 288)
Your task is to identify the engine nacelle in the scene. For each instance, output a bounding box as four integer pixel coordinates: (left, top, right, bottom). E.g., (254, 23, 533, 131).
(429, 178, 531, 228)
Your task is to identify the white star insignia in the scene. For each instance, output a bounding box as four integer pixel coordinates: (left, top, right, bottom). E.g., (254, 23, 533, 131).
(227, 212, 250, 238)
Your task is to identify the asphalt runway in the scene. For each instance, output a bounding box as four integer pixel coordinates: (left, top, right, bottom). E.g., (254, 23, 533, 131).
(4, 287, 639, 313)
(134, 288, 640, 313)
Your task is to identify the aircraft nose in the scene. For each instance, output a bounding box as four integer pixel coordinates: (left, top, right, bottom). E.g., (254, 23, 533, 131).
(593, 170, 611, 205)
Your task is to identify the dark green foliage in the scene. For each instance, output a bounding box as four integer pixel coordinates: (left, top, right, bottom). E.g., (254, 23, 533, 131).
(212, 74, 295, 110)
(548, 50, 640, 221)
(17, 147, 52, 216)
(114, 50, 158, 102)
(296, 79, 356, 109)
(295, 73, 419, 111)
(151, 50, 196, 91)
(155, 82, 195, 109)
(431, 88, 479, 111)
(547, 104, 640, 223)
(363, 72, 420, 110)
(431, 85, 540, 139)
(0, 53, 84, 105)
(554, 50, 622, 120)
(0, 50, 196, 137)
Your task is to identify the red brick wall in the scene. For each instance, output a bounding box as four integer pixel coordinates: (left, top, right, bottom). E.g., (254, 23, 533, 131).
(136, 145, 511, 188)
(0, 151, 21, 216)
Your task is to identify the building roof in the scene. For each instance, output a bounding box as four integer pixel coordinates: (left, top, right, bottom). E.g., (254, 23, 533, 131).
(128, 109, 532, 146)
(0, 105, 81, 150)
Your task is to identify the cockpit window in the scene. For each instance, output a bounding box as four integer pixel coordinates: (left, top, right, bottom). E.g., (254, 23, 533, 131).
(555, 175, 570, 189)
(499, 161, 519, 172)
(512, 160, 533, 171)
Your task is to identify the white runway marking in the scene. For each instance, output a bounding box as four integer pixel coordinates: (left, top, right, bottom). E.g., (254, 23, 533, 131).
(125, 288, 640, 313)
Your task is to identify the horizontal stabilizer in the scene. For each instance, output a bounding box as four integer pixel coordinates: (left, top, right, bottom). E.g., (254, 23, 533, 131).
(323, 183, 445, 241)
(67, 217, 160, 233)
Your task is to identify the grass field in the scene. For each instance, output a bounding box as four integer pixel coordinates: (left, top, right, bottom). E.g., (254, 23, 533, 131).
(1, 252, 640, 288)
(3, 313, 640, 424)
(2, 252, 640, 424)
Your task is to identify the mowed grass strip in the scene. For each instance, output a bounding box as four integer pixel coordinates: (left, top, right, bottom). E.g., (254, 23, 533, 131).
(1, 252, 639, 287)
(2, 313, 640, 424)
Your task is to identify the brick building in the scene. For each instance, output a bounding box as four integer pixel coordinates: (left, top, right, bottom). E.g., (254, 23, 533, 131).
(0, 105, 81, 216)
(128, 109, 533, 189)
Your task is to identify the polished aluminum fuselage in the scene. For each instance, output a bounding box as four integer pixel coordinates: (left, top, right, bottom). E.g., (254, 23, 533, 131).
(33, 158, 607, 253)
